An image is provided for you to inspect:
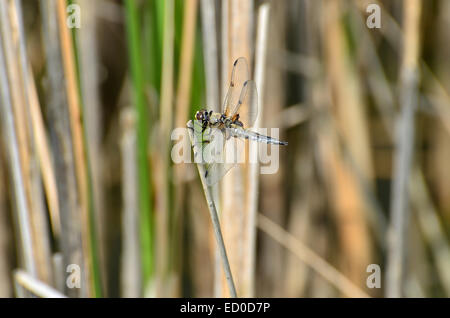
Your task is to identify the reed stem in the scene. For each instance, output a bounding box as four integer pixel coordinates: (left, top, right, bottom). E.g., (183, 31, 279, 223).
(187, 120, 237, 298)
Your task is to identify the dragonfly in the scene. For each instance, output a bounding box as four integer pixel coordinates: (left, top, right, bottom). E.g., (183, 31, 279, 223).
(192, 57, 287, 186)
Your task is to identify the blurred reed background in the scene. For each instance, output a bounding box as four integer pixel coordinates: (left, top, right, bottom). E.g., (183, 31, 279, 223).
(1, 0, 450, 298)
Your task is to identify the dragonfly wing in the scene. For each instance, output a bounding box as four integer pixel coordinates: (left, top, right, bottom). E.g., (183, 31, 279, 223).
(202, 128, 244, 186)
(230, 79, 258, 128)
(223, 57, 249, 116)
(191, 122, 237, 186)
(204, 161, 237, 186)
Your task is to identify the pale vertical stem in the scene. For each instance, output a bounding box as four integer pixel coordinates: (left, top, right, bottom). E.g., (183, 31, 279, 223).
(247, 2, 270, 298)
(216, 0, 229, 298)
(221, 0, 253, 298)
(156, 0, 174, 296)
(386, 0, 422, 298)
(25, 62, 61, 240)
(200, 0, 220, 112)
(257, 0, 286, 296)
(187, 121, 237, 298)
(75, 0, 107, 292)
(0, 0, 37, 275)
(2, 0, 51, 284)
(200, 0, 222, 298)
(0, 1, 31, 191)
(10, 0, 54, 284)
(0, 29, 36, 277)
(221, 0, 229, 105)
(175, 0, 198, 130)
(120, 108, 141, 298)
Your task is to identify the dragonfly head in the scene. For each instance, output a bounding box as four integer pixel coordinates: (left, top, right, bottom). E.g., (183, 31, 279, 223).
(195, 109, 210, 123)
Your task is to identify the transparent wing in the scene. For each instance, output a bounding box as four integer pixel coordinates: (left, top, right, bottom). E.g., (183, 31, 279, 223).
(230, 79, 258, 128)
(192, 122, 244, 186)
(204, 161, 237, 186)
(204, 128, 247, 185)
(222, 57, 249, 117)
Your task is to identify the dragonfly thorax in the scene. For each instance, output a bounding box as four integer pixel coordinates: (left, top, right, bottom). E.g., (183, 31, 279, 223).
(195, 109, 244, 129)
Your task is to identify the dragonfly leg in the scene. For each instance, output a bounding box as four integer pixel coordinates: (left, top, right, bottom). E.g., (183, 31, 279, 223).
(202, 121, 208, 133)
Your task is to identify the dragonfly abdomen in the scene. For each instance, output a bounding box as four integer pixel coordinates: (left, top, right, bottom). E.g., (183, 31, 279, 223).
(229, 127, 288, 145)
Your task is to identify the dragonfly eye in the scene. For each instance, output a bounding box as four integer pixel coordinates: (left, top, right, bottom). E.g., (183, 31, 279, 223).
(204, 110, 210, 119)
(195, 111, 203, 121)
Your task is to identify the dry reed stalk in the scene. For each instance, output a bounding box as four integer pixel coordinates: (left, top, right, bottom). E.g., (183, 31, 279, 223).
(120, 107, 142, 297)
(55, 0, 93, 297)
(0, 1, 30, 193)
(220, 0, 253, 298)
(0, 27, 36, 277)
(40, 0, 85, 297)
(25, 64, 61, 239)
(188, 184, 216, 297)
(386, 0, 422, 298)
(175, 0, 198, 131)
(246, 1, 270, 297)
(315, 127, 372, 290)
(173, 0, 198, 296)
(258, 213, 370, 298)
(56, 0, 101, 297)
(155, 0, 175, 296)
(282, 0, 317, 297)
(200, 0, 220, 112)
(429, 0, 450, 220)
(284, 200, 312, 297)
(187, 120, 237, 298)
(14, 270, 67, 298)
(1, 0, 54, 284)
(215, 0, 229, 298)
(0, 153, 13, 297)
(10, 0, 55, 285)
(74, 0, 107, 293)
(321, 0, 373, 288)
(257, 0, 286, 297)
(199, 0, 221, 298)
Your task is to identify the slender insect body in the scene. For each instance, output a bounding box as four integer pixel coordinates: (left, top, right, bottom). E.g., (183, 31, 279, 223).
(228, 126, 288, 145)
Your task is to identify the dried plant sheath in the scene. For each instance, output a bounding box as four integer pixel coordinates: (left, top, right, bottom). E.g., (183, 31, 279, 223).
(14, 270, 66, 298)
(0, 28, 36, 278)
(187, 120, 237, 298)
(40, 0, 86, 297)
